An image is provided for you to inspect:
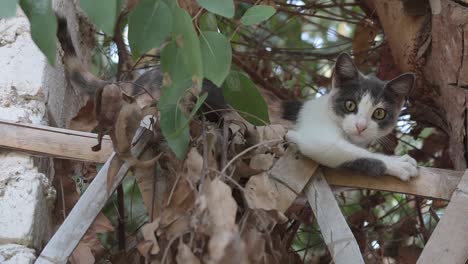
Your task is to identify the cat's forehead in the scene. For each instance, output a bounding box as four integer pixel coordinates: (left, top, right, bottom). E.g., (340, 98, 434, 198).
(335, 74, 399, 104)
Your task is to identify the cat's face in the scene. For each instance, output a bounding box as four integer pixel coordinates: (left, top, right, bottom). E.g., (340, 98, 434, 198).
(329, 53, 415, 146)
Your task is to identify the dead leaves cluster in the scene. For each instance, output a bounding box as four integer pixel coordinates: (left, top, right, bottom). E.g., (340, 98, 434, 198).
(124, 118, 312, 264)
(62, 52, 311, 262)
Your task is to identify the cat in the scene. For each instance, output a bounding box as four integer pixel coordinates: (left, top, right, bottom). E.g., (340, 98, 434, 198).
(284, 53, 418, 181)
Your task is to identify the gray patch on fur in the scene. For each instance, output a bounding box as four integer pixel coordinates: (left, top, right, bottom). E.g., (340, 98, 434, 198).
(331, 70, 405, 130)
(340, 158, 387, 177)
(282, 101, 303, 122)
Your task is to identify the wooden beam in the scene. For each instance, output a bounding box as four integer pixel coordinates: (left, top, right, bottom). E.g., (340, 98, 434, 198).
(0, 120, 463, 201)
(417, 170, 468, 264)
(0, 119, 112, 163)
(35, 127, 153, 264)
(324, 167, 463, 201)
(269, 146, 319, 212)
(305, 169, 365, 264)
(270, 147, 364, 263)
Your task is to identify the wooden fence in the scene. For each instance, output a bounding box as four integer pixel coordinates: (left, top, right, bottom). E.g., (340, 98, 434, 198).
(0, 120, 464, 264)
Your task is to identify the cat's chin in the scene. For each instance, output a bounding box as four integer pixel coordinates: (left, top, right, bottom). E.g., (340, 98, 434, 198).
(347, 134, 372, 147)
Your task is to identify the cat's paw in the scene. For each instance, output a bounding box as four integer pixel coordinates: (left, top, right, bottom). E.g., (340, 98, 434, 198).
(384, 155, 418, 181)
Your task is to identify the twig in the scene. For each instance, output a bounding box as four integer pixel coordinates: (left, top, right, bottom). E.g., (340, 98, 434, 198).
(151, 167, 157, 222)
(59, 173, 67, 220)
(221, 118, 229, 169)
(200, 116, 208, 193)
(113, 11, 133, 82)
(119, 81, 155, 99)
(117, 185, 126, 251)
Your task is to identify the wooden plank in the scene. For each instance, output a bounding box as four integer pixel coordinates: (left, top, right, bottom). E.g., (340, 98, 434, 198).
(0, 120, 463, 201)
(305, 169, 365, 264)
(35, 127, 153, 264)
(268, 146, 319, 212)
(417, 170, 468, 264)
(324, 166, 462, 201)
(0, 119, 112, 163)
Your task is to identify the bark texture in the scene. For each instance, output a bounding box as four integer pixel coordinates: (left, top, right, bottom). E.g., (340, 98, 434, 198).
(367, 0, 468, 169)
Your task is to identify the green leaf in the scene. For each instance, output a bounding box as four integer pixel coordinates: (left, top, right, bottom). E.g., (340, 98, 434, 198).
(241, 5, 276, 26)
(128, 0, 172, 57)
(199, 12, 218, 32)
(161, 0, 176, 10)
(221, 71, 269, 125)
(0, 0, 18, 18)
(173, 7, 203, 88)
(160, 40, 191, 89)
(171, 93, 208, 137)
(19, 0, 57, 65)
(196, 0, 234, 18)
(79, 0, 117, 36)
(160, 105, 190, 159)
(199, 31, 232, 86)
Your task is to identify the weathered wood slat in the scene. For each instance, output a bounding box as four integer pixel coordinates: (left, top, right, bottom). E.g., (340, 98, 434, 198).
(0, 119, 112, 163)
(0, 120, 463, 201)
(270, 147, 363, 264)
(324, 166, 462, 201)
(416, 170, 468, 264)
(35, 127, 153, 264)
(306, 169, 365, 264)
(269, 147, 319, 212)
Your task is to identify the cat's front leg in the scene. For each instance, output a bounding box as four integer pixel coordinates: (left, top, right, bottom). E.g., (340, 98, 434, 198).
(286, 131, 418, 181)
(379, 154, 418, 181)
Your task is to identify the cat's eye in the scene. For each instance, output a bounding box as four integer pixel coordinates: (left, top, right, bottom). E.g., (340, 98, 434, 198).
(373, 108, 387, 120)
(344, 100, 356, 112)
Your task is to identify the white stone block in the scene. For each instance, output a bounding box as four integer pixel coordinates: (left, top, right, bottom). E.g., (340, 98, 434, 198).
(0, 13, 47, 124)
(0, 153, 56, 249)
(0, 244, 36, 264)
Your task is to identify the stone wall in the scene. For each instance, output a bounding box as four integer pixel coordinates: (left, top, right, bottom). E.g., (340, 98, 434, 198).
(0, 9, 55, 264)
(0, 1, 95, 261)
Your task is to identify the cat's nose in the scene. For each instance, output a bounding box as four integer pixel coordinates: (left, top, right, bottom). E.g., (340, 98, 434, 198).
(355, 123, 367, 134)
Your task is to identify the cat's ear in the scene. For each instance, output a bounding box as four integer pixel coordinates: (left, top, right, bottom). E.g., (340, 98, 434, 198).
(386, 73, 415, 96)
(332, 53, 359, 88)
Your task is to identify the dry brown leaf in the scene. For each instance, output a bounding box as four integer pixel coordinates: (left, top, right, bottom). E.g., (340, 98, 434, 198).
(207, 231, 247, 264)
(70, 243, 95, 264)
(134, 149, 164, 220)
(249, 125, 286, 143)
(249, 154, 274, 171)
(136, 240, 153, 263)
(235, 159, 261, 178)
(185, 148, 203, 185)
(176, 243, 200, 264)
(92, 84, 123, 152)
(106, 155, 124, 193)
(247, 125, 286, 155)
(160, 174, 195, 240)
(69, 99, 97, 132)
(245, 173, 278, 211)
(205, 178, 238, 233)
(104, 95, 161, 190)
(241, 227, 266, 264)
(230, 122, 247, 147)
(141, 219, 161, 255)
(163, 215, 191, 240)
(93, 212, 114, 233)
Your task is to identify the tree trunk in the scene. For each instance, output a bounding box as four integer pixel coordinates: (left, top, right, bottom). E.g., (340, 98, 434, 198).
(366, 0, 468, 170)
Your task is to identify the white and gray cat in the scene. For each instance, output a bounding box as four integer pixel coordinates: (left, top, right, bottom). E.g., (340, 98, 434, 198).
(284, 53, 418, 181)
